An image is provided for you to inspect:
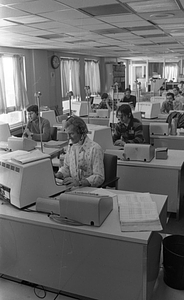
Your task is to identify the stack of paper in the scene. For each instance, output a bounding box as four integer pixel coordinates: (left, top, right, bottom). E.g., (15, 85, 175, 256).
(0, 149, 50, 164)
(44, 141, 66, 148)
(117, 193, 162, 232)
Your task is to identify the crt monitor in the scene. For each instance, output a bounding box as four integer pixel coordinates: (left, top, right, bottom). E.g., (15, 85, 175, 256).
(135, 102, 161, 119)
(72, 101, 89, 116)
(87, 124, 117, 151)
(0, 122, 11, 141)
(40, 110, 57, 126)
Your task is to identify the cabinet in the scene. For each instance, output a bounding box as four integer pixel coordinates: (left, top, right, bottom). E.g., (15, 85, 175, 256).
(113, 63, 125, 92)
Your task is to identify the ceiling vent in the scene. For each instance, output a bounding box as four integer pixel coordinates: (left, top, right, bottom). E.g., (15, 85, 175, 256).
(79, 4, 132, 17)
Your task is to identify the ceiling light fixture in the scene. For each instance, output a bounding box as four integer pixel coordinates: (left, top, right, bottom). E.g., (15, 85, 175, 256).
(150, 13, 175, 18)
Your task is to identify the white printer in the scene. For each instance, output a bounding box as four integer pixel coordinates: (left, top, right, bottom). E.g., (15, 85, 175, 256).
(59, 191, 113, 226)
(124, 144, 155, 162)
(150, 123, 169, 136)
(8, 136, 37, 151)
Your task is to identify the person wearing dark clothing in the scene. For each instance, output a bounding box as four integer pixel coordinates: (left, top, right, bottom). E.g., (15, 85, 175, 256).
(113, 104, 144, 147)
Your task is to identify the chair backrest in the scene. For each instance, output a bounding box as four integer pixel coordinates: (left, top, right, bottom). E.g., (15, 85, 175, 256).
(102, 153, 118, 188)
(56, 114, 68, 123)
(142, 124, 150, 144)
(50, 127, 57, 140)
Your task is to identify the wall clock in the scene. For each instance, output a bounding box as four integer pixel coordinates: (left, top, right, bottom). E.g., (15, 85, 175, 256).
(51, 55, 60, 69)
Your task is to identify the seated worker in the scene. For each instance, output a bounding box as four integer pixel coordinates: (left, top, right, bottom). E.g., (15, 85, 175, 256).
(173, 86, 184, 110)
(178, 81, 184, 95)
(97, 93, 117, 111)
(120, 88, 136, 108)
(23, 105, 51, 142)
(161, 92, 174, 114)
(55, 116, 104, 188)
(113, 104, 144, 147)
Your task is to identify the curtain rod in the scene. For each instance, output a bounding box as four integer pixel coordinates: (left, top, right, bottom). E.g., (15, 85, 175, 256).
(0, 52, 24, 57)
(60, 57, 80, 61)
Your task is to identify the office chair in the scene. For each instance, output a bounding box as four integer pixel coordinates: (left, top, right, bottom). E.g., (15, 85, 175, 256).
(142, 124, 150, 144)
(100, 153, 119, 189)
(50, 127, 57, 141)
(56, 114, 68, 123)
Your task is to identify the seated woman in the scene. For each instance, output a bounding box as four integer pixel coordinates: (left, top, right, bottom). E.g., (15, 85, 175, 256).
(113, 104, 144, 147)
(55, 116, 104, 188)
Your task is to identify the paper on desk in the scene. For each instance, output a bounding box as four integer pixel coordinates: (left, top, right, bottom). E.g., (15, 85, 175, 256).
(5, 149, 50, 164)
(44, 140, 67, 148)
(117, 193, 162, 232)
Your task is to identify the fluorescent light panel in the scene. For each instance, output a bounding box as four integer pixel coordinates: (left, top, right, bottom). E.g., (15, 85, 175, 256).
(128, 0, 179, 13)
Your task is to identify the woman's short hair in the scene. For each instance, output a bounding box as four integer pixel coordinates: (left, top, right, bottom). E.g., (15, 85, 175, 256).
(116, 104, 133, 118)
(64, 116, 88, 135)
(27, 105, 38, 115)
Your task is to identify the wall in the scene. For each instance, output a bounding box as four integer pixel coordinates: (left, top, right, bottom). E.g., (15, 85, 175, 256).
(0, 47, 123, 113)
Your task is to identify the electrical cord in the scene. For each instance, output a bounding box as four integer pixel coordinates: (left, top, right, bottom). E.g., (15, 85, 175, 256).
(49, 214, 84, 226)
(34, 285, 47, 299)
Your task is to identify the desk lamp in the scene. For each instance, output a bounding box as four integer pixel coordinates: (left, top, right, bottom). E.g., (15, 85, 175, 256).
(34, 91, 43, 152)
(135, 80, 141, 113)
(67, 91, 73, 116)
(84, 86, 90, 123)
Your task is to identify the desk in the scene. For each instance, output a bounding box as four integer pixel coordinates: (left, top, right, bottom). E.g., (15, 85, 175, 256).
(36, 140, 68, 159)
(0, 190, 167, 300)
(117, 149, 184, 218)
(142, 117, 167, 125)
(150, 134, 184, 150)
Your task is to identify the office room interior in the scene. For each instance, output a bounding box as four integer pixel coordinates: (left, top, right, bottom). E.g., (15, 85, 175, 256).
(1, 0, 184, 299)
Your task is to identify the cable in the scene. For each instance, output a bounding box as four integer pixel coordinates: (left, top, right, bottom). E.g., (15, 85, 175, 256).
(34, 285, 47, 299)
(49, 214, 84, 226)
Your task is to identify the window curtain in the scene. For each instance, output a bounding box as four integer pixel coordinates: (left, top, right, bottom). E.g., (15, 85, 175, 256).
(0, 55, 6, 113)
(85, 60, 101, 94)
(164, 63, 179, 82)
(60, 59, 70, 97)
(70, 60, 80, 96)
(12, 55, 29, 110)
(60, 59, 80, 97)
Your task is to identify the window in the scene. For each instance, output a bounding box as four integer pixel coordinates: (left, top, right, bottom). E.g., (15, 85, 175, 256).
(0, 54, 28, 127)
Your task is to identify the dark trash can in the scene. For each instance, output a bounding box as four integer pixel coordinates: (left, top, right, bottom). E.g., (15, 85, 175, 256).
(163, 235, 184, 290)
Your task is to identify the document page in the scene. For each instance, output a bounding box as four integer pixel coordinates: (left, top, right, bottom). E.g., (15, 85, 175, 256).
(117, 193, 162, 232)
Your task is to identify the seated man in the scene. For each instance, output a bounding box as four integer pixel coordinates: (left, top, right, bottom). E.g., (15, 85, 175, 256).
(120, 88, 136, 108)
(161, 92, 174, 114)
(173, 86, 184, 110)
(23, 105, 51, 142)
(55, 116, 104, 188)
(113, 104, 144, 147)
(97, 93, 117, 111)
